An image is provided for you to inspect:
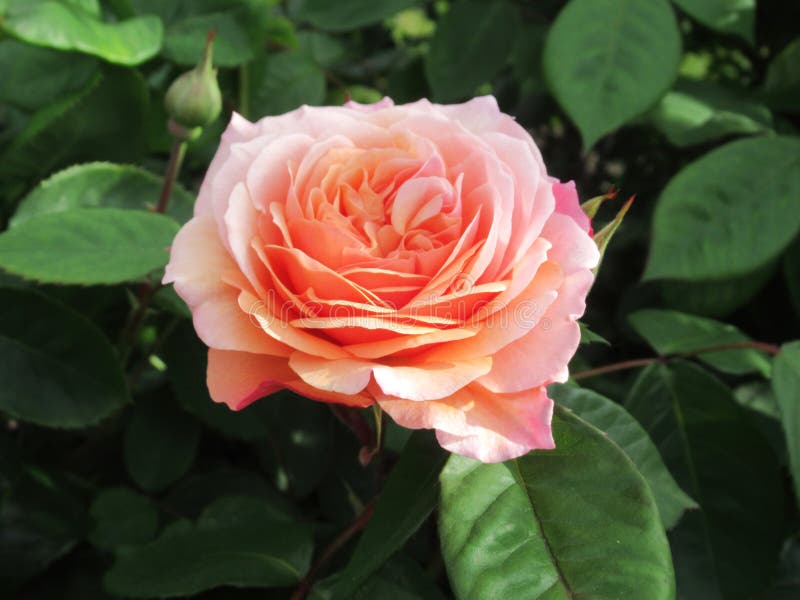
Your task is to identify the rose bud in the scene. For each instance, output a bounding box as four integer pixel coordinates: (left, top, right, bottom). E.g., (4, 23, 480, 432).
(165, 31, 222, 133)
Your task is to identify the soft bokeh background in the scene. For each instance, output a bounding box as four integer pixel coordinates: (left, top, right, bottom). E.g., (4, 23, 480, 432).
(1, 1, 799, 598)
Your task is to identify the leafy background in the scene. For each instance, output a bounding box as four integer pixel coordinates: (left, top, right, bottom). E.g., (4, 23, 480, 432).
(0, 0, 799, 598)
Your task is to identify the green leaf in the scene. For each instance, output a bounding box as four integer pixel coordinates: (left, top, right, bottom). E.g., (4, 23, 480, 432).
(88, 487, 159, 550)
(0, 466, 86, 590)
(124, 395, 201, 493)
(0, 287, 128, 428)
(104, 495, 313, 597)
(772, 342, 800, 508)
(1, 0, 163, 65)
(293, 0, 419, 32)
(785, 236, 800, 316)
(0, 40, 98, 111)
(0, 67, 149, 200)
(647, 78, 773, 146)
(762, 37, 800, 113)
(550, 384, 697, 529)
(11, 162, 194, 227)
(625, 362, 785, 599)
(163, 11, 254, 67)
(439, 405, 674, 600)
(766, 536, 800, 600)
(249, 50, 326, 119)
(0, 208, 179, 285)
(672, 0, 755, 43)
(328, 431, 447, 598)
(162, 322, 271, 441)
(424, 1, 519, 102)
(543, 0, 681, 148)
(645, 136, 800, 281)
(629, 308, 773, 376)
(579, 322, 610, 345)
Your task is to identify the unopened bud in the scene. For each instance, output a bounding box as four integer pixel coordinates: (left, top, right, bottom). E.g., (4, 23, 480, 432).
(165, 31, 222, 131)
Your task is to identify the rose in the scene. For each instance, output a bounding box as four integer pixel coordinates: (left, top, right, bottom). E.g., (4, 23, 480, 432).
(163, 96, 598, 463)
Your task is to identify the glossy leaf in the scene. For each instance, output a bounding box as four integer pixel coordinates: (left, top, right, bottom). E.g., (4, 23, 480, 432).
(328, 431, 447, 598)
(0, 208, 178, 285)
(1, 0, 163, 65)
(645, 136, 800, 281)
(648, 79, 773, 146)
(249, 50, 326, 119)
(626, 362, 785, 599)
(104, 495, 314, 597)
(672, 0, 755, 43)
(762, 37, 800, 113)
(0, 287, 128, 428)
(424, 1, 519, 102)
(124, 395, 201, 493)
(550, 384, 697, 528)
(88, 487, 158, 550)
(629, 308, 773, 376)
(543, 0, 681, 147)
(0, 40, 98, 111)
(163, 11, 254, 67)
(11, 162, 194, 227)
(440, 406, 674, 599)
(294, 0, 418, 32)
(772, 342, 800, 507)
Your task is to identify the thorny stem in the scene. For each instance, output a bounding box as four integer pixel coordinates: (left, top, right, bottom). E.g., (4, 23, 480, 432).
(155, 139, 187, 214)
(571, 341, 781, 381)
(289, 499, 377, 600)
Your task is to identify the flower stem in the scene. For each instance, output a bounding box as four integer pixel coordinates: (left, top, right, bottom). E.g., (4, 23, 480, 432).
(571, 340, 780, 381)
(289, 498, 377, 600)
(155, 139, 187, 215)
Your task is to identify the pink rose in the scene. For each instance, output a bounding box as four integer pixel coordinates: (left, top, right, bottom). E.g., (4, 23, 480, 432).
(163, 96, 598, 463)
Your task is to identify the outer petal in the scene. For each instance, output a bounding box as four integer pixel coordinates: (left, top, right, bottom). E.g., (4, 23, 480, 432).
(552, 180, 592, 234)
(376, 383, 555, 463)
(163, 216, 288, 356)
(373, 356, 492, 401)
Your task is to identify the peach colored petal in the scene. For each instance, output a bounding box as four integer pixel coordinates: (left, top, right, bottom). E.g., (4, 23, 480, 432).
(478, 269, 595, 393)
(288, 353, 373, 395)
(207, 348, 293, 410)
(373, 356, 492, 401)
(376, 383, 555, 463)
(224, 183, 269, 297)
(343, 326, 477, 359)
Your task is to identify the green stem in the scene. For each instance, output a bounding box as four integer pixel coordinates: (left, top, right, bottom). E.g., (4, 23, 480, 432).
(239, 63, 251, 119)
(155, 139, 187, 215)
(571, 340, 780, 381)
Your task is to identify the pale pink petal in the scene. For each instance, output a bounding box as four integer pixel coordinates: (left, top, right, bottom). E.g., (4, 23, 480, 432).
(288, 353, 373, 395)
(540, 212, 600, 275)
(376, 383, 555, 463)
(553, 180, 591, 234)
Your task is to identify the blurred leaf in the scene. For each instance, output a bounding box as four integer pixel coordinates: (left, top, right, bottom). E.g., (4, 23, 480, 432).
(659, 261, 776, 318)
(439, 405, 674, 599)
(0, 67, 148, 201)
(104, 495, 313, 597)
(424, 0, 519, 102)
(772, 342, 800, 508)
(163, 11, 254, 67)
(0, 287, 128, 427)
(163, 322, 271, 441)
(734, 381, 781, 420)
(314, 555, 446, 600)
(645, 136, 800, 281)
(625, 362, 785, 599)
(164, 467, 295, 520)
(648, 79, 773, 146)
(328, 431, 447, 598)
(762, 37, 800, 113)
(88, 487, 158, 550)
(151, 285, 192, 319)
(293, 0, 419, 32)
(249, 50, 326, 119)
(543, 0, 681, 148)
(766, 537, 800, 600)
(296, 31, 347, 68)
(672, 0, 755, 44)
(785, 236, 800, 316)
(11, 162, 194, 227)
(124, 395, 201, 493)
(0, 208, 178, 285)
(1, 0, 163, 65)
(0, 466, 87, 591)
(0, 40, 98, 111)
(629, 308, 773, 376)
(550, 384, 697, 529)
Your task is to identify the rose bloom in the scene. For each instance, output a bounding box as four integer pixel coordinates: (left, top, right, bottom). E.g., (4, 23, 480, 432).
(163, 96, 598, 463)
